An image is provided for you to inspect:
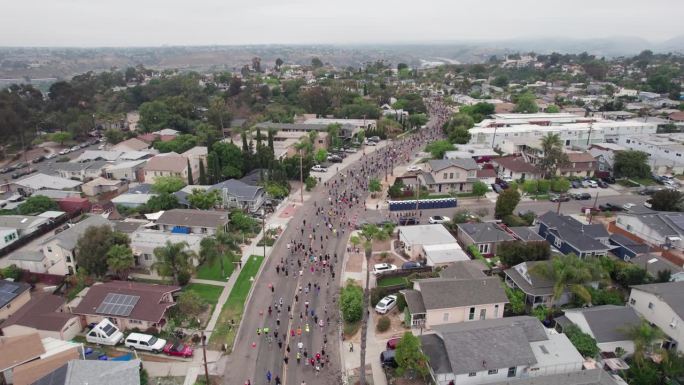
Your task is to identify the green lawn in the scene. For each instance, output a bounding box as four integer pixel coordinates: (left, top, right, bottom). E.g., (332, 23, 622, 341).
(196, 254, 235, 281)
(631, 178, 655, 186)
(377, 276, 408, 287)
(208, 255, 264, 350)
(184, 283, 223, 306)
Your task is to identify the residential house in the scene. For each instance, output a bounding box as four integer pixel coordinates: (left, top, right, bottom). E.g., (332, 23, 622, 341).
(155, 209, 229, 236)
(173, 184, 209, 207)
(111, 137, 150, 152)
(53, 161, 107, 181)
(491, 155, 542, 180)
(1, 294, 81, 341)
(617, 134, 684, 175)
(438, 260, 488, 280)
(181, 146, 208, 183)
(609, 233, 651, 261)
(0, 215, 51, 249)
(555, 305, 641, 355)
(589, 142, 626, 177)
(396, 224, 469, 265)
(420, 316, 584, 385)
(476, 168, 496, 186)
(32, 359, 141, 385)
(628, 281, 684, 352)
(209, 179, 266, 213)
(456, 222, 515, 255)
(629, 254, 684, 282)
(537, 211, 611, 257)
(41, 215, 112, 276)
(401, 276, 508, 329)
(418, 159, 479, 194)
(615, 211, 684, 251)
(0, 280, 31, 321)
(129, 229, 203, 269)
(142, 154, 190, 184)
(6, 251, 57, 274)
(508, 226, 546, 242)
(9, 174, 82, 195)
(69, 280, 180, 331)
(0, 333, 82, 385)
(103, 160, 147, 182)
(75, 150, 151, 163)
(505, 261, 571, 308)
(80, 177, 127, 197)
(557, 151, 596, 178)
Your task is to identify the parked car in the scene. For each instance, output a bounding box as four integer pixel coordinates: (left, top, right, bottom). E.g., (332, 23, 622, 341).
(326, 155, 343, 163)
(401, 261, 422, 270)
(70, 145, 80, 152)
(369, 136, 381, 143)
(495, 178, 509, 189)
(492, 184, 503, 194)
(98, 144, 106, 150)
(581, 206, 600, 215)
(428, 215, 450, 224)
(406, 165, 421, 172)
(343, 147, 358, 153)
(163, 342, 194, 358)
(45, 153, 56, 160)
(31, 155, 45, 163)
(398, 217, 418, 226)
(124, 333, 166, 353)
(571, 180, 581, 189)
(605, 203, 625, 212)
(59, 149, 70, 155)
(623, 203, 636, 210)
(386, 337, 401, 350)
(573, 192, 591, 200)
(372, 263, 398, 276)
(549, 193, 570, 202)
(638, 187, 662, 195)
(581, 180, 597, 188)
(602, 177, 616, 184)
(380, 350, 398, 368)
(597, 180, 608, 188)
(364, 139, 377, 146)
(311, 165, 327, 172)
(86, 319, 124, 346)
(375, 295, 398, 314)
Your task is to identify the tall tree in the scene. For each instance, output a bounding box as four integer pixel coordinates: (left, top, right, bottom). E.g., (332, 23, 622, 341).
(538, 133, 569, 178)
(394, 332, 430, 379)
(152, 241, 194, 285)
(530, 254, 607, 305)
(624, 320, 664, 364)
(613, 150, 650, 179)
(106, 244, 135, 280)
(199, 158, 207, 185)
(76, 226, 129, 278)
(199, 229, 240, 279)
(187, 159, 194, 185)
(494, 188, 521, 219)
(650, 189, 684, 212)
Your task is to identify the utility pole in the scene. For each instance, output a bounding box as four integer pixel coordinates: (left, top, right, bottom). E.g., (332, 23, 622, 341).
(588, 191, 599, 224)
(262, 209, 266, 258)
(414, 177, 421, 215)
(299, 149, 304, 203)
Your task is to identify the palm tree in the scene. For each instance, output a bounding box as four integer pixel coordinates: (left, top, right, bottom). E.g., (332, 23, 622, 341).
(538, 133, 569, 178)
(623, 320, 664, 364)
(106, 244, 135, 280)
(199, 230, 240, 278)
(358, 223, 395, 385)
(152, 241, 195, 285)
(530, 254, 607, 305)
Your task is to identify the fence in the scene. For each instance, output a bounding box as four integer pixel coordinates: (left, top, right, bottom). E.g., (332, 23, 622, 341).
(375, 266, 433, 279)
(0, 209, 83, 258)
(388, 198, 457, 212)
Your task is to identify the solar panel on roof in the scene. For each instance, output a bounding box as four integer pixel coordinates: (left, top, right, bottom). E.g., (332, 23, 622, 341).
(95, 293, 140, 317)
(0, 283, 18, 293)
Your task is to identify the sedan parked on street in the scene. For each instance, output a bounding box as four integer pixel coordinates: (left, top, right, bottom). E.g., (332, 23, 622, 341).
(428, 215, 450, 224)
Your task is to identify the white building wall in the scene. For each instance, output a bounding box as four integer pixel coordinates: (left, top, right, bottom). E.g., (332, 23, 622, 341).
(629, 289, 684, 353)
(615, 215, 668, 247)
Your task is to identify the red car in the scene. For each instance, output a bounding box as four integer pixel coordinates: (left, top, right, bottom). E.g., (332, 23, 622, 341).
(386, 337, 401, 350)
(163, 342, 194, 358)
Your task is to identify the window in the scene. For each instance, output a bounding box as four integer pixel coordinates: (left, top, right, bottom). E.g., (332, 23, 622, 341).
(488, 369, 498, 375)
(469, 307, 475, 320)
(629, 298, 635, 305)
(449, 173, 453, 179)
(144, 254, 150, 260)
(47, 246, 52, 253)
(508, 367, 517, 377)
(494, 304, 499, 318)
(443, 173, 447, 179)
(468, 372, 477, 377)
(66, 256, 71, 263)
(443, 313, 449, 322)
(554, 237, 562, 248)
(480, 308, 486, 320)
(648, 302, 654, 310)
(478, 244, 489, 254)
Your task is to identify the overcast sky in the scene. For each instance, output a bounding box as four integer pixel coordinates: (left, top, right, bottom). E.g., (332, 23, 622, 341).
(2, 0, 683, 46)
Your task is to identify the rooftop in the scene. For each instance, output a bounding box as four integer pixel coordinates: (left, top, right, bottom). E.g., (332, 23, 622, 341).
(1, 293, 75, 332)
(562, 305, 642, 343)
(15, 173, 82, 190)
(428, 158, 478, 172)
(509, 226, 545, 242)
(414, 277, 508, 310)
(397, 224, 457, 246)
(457, 222, 515, 244)
(0, 280, 31, 309)
(539, 211, 610, 252)
(209, 179, 263, 200)
(52, 160, 109, 173)
(33, 359, 142, 385)
(156, 209, 229, 229)
(43, 215, 111, 250)
(631, 281, 684, 320)
(630, 254, 683, 276)
(0, 215, 49, 229)
(0, 333, 45, 372)
(439, 260, 488, 279)
(493, 155, 541, 174)
(505, 261, 557, 296)
(143, 154, 187, 173)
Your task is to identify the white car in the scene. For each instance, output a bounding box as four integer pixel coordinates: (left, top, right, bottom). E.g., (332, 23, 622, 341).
(375, 295, 398, 314)
(98, 144, 106, 150)
(70, 145, 80, 152)
(86, 319, 124, 346)
(364, 140, 377, 146)
(344, 148, 358, 153)
(311, 165, 327, 172)
(407, 165, 421, 172)
(59, 149, 69, 155)
(45, 153, 56, 160)
(372, 263, 397, 275)
(428, 215, 451, 224)
(125, 333, 166, 353)
(623, 203, 636, 210)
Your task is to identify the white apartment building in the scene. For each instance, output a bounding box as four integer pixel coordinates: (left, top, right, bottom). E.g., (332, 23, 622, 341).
(618, 134, 684, 167)
(469, 113, 656, 150)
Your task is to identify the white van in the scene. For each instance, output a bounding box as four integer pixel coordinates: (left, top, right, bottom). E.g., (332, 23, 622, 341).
(86, 319, 124, 346)
(124, 332, 166, 353)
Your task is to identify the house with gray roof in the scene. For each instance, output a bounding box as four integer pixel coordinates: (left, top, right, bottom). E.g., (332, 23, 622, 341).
(40, 215, 112, 276)
(0, 280, 31, 321)
(508, 226, 545, 242)
(418, 158, 479, 194)
(155, 209, 229, 235)
(33, 358, 141, 385)
(629, 254, 684, 282)
(615, 211, 684, 252)
(629, 281, 684, 353)
(401, 276, 507, 329)
(421, 316, 584, 385)
(208, 179, 265, 213)
(456, 222, 515, 255)
(537, 211, 611, 257)
(504, 261, 571, 308)
(555, 305, 641, 355)
(53, 161, 108, 181)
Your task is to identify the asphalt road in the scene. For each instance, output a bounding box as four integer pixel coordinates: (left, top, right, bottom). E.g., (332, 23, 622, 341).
(223, 108, 447, 385)
(0, 141, 102, 182)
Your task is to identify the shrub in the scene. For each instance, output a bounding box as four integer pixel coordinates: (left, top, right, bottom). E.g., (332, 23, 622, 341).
(377, 316, 391, 332)
(1, 265, 23, 280)
(564, 325, 599, 358)
(340, 281, 364, 323)
(145, 327, 159, 335)
(396, 292, 407, 311)
(177, 271, 191, 286)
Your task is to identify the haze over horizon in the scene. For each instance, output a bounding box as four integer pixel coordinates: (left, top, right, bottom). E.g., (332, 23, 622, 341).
(3, 0, 684, 47)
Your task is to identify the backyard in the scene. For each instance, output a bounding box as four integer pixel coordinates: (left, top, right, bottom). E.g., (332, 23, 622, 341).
(184, 283, 223, 307)
(208, 255, 264, 350)
(377, 275, 408, 287)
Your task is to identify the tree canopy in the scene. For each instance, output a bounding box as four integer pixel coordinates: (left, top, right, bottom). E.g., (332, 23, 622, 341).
(613, 150, 651, 179)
